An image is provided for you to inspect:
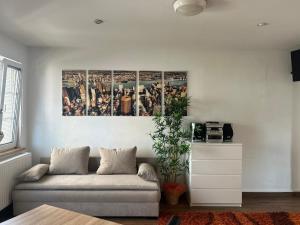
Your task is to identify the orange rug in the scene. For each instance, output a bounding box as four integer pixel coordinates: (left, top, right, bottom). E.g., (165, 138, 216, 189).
(159, 211, 300, 225)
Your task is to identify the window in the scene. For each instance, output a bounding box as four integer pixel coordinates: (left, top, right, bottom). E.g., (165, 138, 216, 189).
(0, 58, 22, 150)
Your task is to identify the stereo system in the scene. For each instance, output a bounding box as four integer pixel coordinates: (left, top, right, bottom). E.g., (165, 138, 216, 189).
(206, 122, 223, 143)
(191, 121, 233, 143)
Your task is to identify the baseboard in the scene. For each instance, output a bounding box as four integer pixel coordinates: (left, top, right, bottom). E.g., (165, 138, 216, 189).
(243, 192, 300, 198)
(242, 189, 293, 193)
(291, 189, 300, 192)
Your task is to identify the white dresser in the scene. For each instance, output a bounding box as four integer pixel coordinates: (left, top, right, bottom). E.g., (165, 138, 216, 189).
(187, 143, 243, 207)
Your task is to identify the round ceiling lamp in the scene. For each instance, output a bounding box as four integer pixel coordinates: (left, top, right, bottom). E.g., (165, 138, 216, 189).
(173, 0, 207, 16)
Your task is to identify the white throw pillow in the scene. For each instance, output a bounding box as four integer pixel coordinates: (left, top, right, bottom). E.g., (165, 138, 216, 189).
(49, 146, 90, 175)
(97, 147, 137, 175)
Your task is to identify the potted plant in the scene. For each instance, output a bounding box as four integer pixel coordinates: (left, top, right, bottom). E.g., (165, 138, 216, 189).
(150, 96, 191, 205)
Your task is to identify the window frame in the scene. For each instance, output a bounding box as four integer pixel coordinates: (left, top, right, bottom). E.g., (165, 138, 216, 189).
(0, 58, 22, 151)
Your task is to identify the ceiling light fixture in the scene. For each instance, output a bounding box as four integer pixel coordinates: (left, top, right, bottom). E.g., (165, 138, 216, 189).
(173, 0, 207, 16)
(257, 22, 269, 27)
(94, 19, 104, 24)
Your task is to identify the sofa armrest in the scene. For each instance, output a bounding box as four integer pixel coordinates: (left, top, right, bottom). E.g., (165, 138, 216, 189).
(137, 163, 159, 182)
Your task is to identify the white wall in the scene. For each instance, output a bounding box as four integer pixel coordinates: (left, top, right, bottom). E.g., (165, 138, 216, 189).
(292, 83, 300, 191)
(27, 46, 293, 192)
(0, 32, 28, 148)
(0, 33, 27, 63)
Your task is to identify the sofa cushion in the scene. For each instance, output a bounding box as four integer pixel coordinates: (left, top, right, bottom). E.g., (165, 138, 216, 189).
(49, 146, 90, 175)
(17, 164, 49, 182)
(40, 156, 156, 172)
(97, 147, 137, 175)
(138, 163, 159, 182)
(15, 174, 159, 191)
(13, 190, 160, 203)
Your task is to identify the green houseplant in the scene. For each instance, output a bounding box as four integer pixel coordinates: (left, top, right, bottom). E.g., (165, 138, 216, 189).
(150, 96, 191, 205)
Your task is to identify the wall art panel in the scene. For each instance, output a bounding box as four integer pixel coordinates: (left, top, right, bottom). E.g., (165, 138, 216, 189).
(138, 71, 162, 116)
(62, 70, 87, 116)
(87, 70, 112, 116)
(113, 71, 137, 116)
(164, 71, 188, 116)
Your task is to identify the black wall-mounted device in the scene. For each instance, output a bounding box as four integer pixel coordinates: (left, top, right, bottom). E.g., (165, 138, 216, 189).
(291, 49, 300, 82)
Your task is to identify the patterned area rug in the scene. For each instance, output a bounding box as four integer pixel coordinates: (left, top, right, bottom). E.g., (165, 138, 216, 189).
(159, 211, 300, 225)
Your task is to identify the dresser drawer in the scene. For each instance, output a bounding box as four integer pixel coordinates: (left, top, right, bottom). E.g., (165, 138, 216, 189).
(192, 144, 242, 160)
(191, 189, 242, 204)
(191, 175, 241, 189)
(191, 160, 242, 175)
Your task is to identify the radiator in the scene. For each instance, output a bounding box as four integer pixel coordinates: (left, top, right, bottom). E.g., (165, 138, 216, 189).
(0, 152, 32, 210)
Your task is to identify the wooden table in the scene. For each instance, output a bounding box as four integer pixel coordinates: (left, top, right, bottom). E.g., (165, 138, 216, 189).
(1, 205, 121, 225)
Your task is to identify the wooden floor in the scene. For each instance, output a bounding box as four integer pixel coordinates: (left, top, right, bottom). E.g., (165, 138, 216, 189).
(110, 193, 300, 225)
(2, 193, 300, 225)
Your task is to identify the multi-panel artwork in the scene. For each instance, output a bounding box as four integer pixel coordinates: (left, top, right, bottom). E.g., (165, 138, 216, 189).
(62, 70, 187, 116)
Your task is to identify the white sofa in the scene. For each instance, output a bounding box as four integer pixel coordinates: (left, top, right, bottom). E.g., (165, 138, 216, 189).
(13, 157, 160, 217)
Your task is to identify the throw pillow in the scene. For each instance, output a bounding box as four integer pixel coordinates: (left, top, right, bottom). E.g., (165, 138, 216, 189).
(97, 147, 137, 174)
(49, 146, 90, 174)
(17, 164, 49, 182)
(137, 163, 159, 182)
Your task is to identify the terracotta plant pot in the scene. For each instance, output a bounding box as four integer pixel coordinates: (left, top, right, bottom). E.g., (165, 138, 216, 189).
(162, 183, 187, 205)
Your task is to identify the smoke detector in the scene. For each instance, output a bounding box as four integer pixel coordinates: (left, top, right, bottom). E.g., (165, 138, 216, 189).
(173, 0, 207, 16)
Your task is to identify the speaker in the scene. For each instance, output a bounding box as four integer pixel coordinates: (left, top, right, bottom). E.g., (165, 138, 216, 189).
(291, 49, 300, 82)
(191, 122, 206, 142)
(223, 123, 233, 142)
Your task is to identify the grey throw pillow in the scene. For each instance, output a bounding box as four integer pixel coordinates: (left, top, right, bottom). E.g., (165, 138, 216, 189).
(138, 163, 159, 182)
(97, 147, 137, 175)
(49, 146, 90, 175)
(17, 164, 49, 182)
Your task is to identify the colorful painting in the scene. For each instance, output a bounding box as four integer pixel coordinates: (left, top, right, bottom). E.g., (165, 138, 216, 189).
(164, 71, 188, 116)
(62, 70, 188, 117)
(113, 71, 137, 116)
(87, 70, 112, 116)
(139, 71, 162, 116)
(62, 70, 87, 116)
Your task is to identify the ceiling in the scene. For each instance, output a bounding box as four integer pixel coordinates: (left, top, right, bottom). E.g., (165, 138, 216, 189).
(0, 0, 299, 50)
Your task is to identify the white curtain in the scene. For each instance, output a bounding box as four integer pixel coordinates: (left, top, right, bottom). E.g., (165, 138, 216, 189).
(0, 59, 3, 115)
(0, 60, 4, 142)
(0, 59, 3, 91)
